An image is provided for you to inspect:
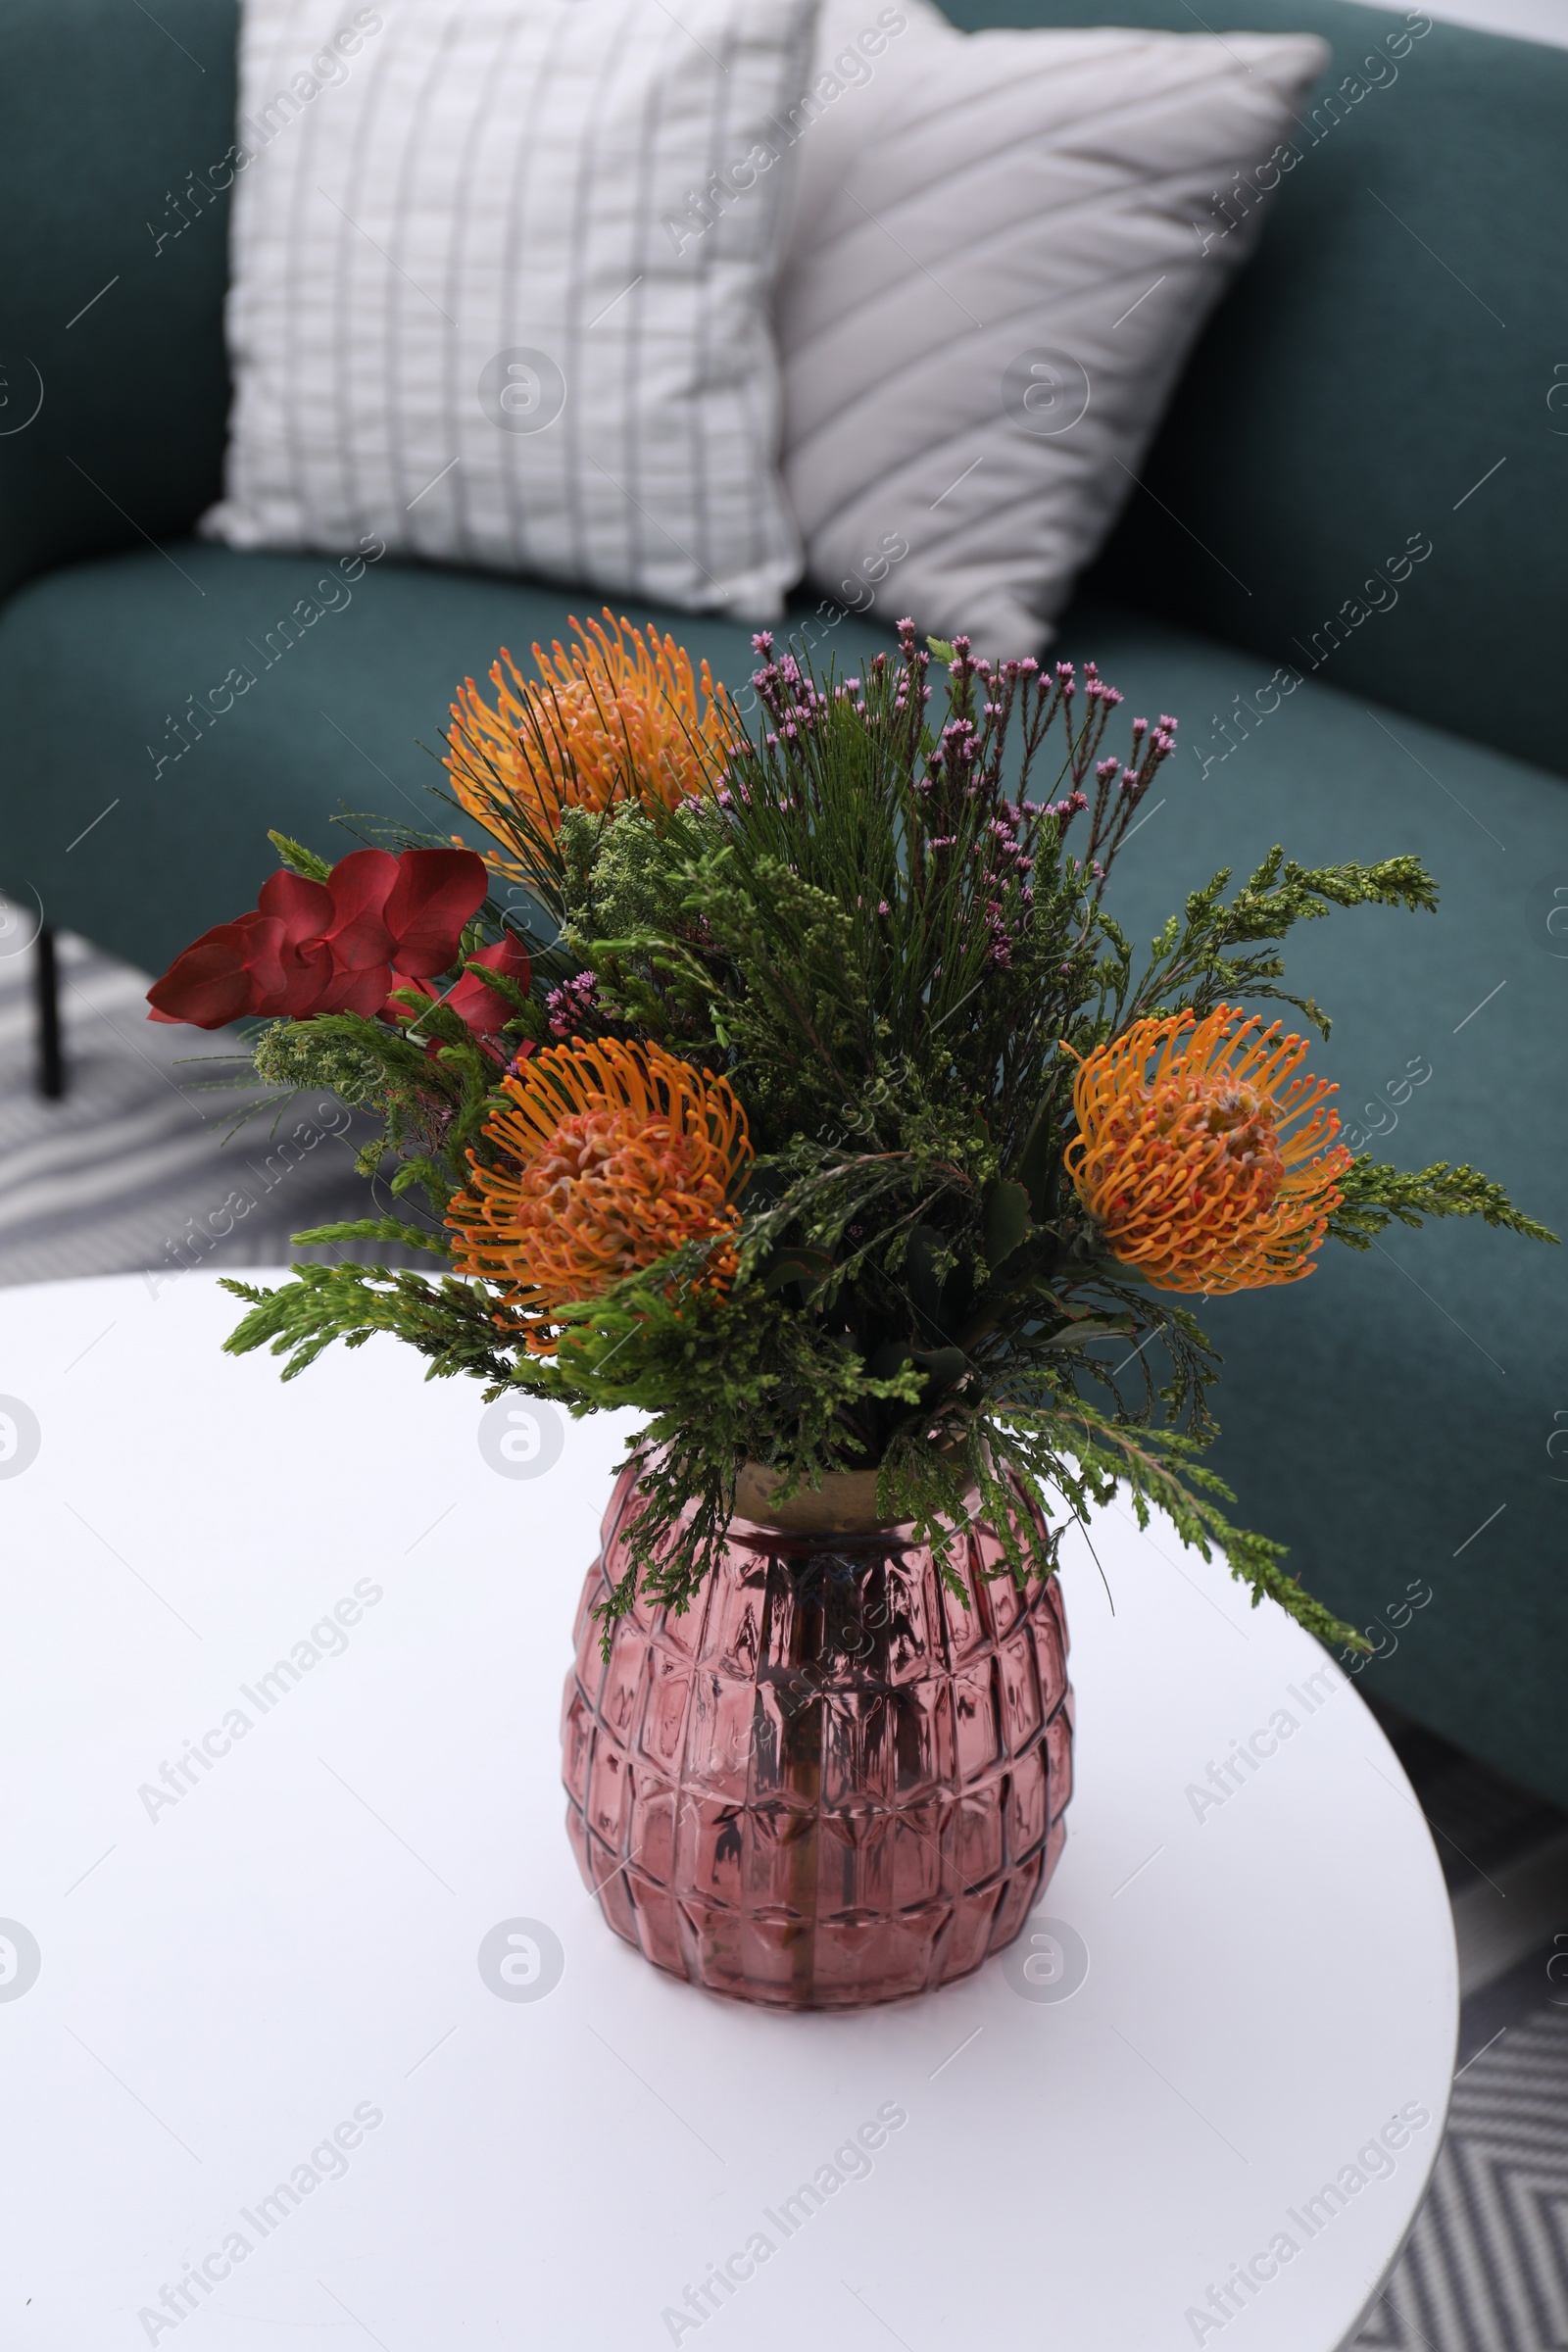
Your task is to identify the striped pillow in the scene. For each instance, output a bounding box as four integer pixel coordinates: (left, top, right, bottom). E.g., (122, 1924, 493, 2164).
(202, 0, 816, 618)
(779, 0, 1328, 647)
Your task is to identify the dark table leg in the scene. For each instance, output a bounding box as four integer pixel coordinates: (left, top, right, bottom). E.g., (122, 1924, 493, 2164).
(34, 926, 65, 1101)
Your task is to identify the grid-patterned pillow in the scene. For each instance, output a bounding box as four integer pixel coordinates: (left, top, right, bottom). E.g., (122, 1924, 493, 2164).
(202, 0, 815, 617)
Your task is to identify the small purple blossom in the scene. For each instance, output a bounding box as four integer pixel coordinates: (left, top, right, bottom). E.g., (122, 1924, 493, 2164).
(546, 971, 598, 1040)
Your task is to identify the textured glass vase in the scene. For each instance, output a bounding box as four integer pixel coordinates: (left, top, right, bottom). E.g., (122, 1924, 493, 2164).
(562, 1462, 1073, 2010)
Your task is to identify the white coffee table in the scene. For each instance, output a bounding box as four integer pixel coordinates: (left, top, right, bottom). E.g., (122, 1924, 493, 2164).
(0, 1271, 1454, 2351)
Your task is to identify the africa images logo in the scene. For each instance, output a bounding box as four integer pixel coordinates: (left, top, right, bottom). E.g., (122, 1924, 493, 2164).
(660, 2103, 909, 2341)
(0, 1395, 41, 1478)
(136, 2103, 384, 2342)
(0, 1920, 42, 2001)
(1184, 2103, 1433, 2341)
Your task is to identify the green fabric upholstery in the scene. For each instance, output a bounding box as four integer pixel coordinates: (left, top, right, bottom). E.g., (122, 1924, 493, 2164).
(942, 0, 1568, 780)
(0, 543, 893, 969)
(0, 0, 235, 603)
(1054, 594, 1568, 1809)
(0, 541, 906, 964)
(3, 0, 1565, 768)
(1, 540, 1563, 1801)
(1, 0, 1565, 1801)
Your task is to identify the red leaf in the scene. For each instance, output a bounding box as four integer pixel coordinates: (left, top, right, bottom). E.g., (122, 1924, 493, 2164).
(145, 912, 289, 1029)
(316, 849, 402, 971)
(383, 848, 489, 975)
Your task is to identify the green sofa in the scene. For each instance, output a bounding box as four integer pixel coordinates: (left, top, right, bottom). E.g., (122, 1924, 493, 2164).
(2, 0, 1565, 1799)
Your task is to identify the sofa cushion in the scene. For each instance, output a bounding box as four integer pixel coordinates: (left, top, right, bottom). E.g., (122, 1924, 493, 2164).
(956, 0, 1568, 781)
(777, 0, 1326, 644)
(1, 542, 1564, 1801)
(204, 0, 815, 618)
(1054, 592, 1568, 1810)
(4, 0, 1563, 769)
(0, 543, 891, 973)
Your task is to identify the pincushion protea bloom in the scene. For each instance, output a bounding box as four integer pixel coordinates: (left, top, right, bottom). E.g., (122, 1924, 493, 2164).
(448, 1039, 752, 1350)
(1064, 1004, 1352, 1294)
(446, 610, 739, 866)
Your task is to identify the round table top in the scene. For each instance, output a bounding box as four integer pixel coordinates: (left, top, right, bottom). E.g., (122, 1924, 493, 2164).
(0, 1271, 1455, 2352)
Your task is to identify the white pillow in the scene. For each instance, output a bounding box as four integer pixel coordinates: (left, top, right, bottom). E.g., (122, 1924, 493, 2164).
(202, 0, 816, 617)
(777, 0, 1328, 646)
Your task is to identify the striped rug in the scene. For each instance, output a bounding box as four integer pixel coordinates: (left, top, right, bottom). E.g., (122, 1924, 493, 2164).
(0, 902, 417, 1288)
(2, 902, 1565, 2349)
(1354, 2003, 1568, 2349)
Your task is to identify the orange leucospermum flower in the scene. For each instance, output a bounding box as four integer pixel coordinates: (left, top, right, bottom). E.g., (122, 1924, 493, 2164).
(447, 1039, 753, 1352)
(1063, 1004, 1352, 1294)
(446, 610, 739, 868)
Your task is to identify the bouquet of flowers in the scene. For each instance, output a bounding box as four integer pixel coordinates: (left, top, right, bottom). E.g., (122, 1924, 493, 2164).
(150, 614, 1553, 1651)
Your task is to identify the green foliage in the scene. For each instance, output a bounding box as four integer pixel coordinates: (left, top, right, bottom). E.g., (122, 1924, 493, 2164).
(569, 801, 725, 943)
(209, 626, 1553, 1660)
(252, 1018, 397, 1112)
(267, 829, 333, 881)
(985, 1395, 1366, 1649)
(223, 1258, 507, 1381)
(538, 1261, 927, 1622)
(1118, 848, 1441, 1040)
(1329, 1158, 1560, 1249)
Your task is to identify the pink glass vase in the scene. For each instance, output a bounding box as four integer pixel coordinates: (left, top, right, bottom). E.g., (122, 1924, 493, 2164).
(561, 1461, 1073, 2010)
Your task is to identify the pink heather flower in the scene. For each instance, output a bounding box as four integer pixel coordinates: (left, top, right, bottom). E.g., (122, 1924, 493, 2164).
(546, 971, 599, 1040)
